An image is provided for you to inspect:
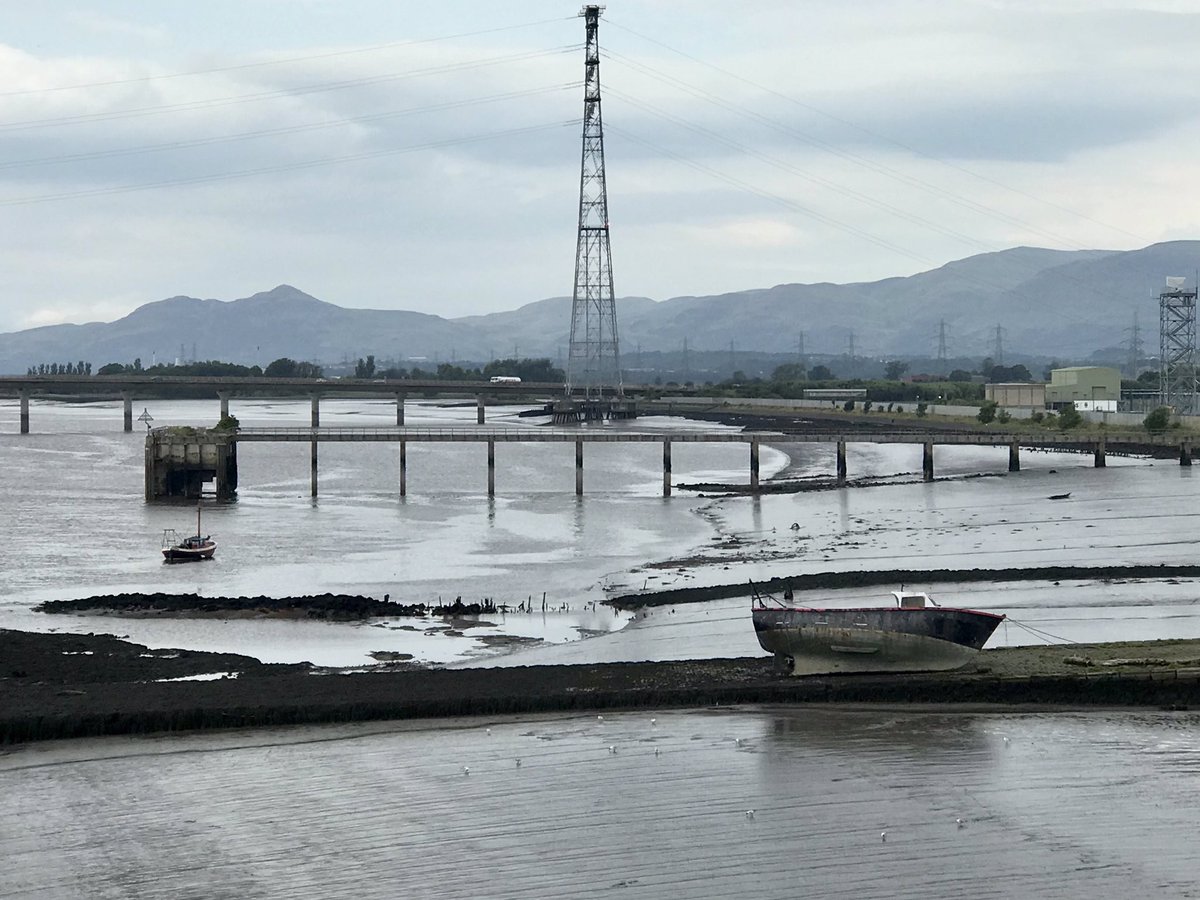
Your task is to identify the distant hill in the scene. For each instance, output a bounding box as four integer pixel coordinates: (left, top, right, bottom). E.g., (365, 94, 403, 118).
(1, 242, 1196, 374)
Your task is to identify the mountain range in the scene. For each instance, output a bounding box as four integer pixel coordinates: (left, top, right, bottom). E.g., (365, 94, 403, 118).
(2, 240, 1195, 375)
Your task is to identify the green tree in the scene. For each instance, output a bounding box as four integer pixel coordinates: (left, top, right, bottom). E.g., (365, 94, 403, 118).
(884, 360, 909, 381)
(977, 400, 999, 424)
(808, 364, 833, 381)
(771, 362, 806, 381)
(355, 355, 376, 379)
(916, 400, 928, 417)
(1144, 406, 1172, 433)
(1058, 403, 1083, 429)
(996, 409, 1012, 424)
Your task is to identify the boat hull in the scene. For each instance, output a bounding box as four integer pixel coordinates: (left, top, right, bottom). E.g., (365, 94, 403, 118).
(753, 607, 1004, 676)
(161, 544, 216, 562)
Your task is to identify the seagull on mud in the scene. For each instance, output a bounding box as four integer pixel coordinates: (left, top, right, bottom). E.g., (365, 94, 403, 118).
(880, 831, 887, 843)
(956, 818, 965, 829)
(463, 766, 470, 776)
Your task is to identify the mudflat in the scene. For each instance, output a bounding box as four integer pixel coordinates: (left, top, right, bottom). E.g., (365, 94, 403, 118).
(4, 628, 1199, 745)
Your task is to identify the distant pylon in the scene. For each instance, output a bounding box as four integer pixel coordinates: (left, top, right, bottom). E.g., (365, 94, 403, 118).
(936, 319, 948, 374)
(1125, 311, 1143, 378)
(990, 324, 1005, 366)
(797, 331, 806, 367)
(565, 5, 622, 399)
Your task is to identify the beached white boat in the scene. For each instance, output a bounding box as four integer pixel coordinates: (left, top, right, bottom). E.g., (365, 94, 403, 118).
(752, 585, 1004, 676)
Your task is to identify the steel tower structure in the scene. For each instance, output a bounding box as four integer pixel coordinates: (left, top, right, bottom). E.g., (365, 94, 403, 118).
(1159, 277, 1197, 413)
(565, 5, 623, 400)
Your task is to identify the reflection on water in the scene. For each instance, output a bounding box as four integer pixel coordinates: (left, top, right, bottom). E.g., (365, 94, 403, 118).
(2, 707, 1197, 899)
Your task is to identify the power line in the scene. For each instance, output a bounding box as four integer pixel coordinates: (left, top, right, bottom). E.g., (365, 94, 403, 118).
(603, 17, 1150, 247)
(0, 82, 579, 172)
(0, 16, 577, 98)
(0, 45, 581, 132)
(0, 120, 577, 207)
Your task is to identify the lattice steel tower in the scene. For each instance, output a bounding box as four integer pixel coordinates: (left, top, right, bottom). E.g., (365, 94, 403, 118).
(565, 5, 623, 400)
(1159, 277, 1197, 413)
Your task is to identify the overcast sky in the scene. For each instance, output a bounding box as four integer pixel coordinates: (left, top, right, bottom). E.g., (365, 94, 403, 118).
(1, 1, 1198, 333)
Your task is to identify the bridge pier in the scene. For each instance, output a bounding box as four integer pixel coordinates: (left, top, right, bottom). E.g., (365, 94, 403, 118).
(487, 440, 495, 496)
(477, 395, 486, 425)
(663, 439, 672, 497)
(122, 392, 133, 432)
(310, 441, 318, 497)
(1009, 441, 1020, 472)
(399, 441, 407, 496)
(396, 392, 405, 426)
(836, 439, 847, 484)
(1181, 438, 1192, 467)
(922, 441, 934, 481)
(19, 389, 29, 434)
(310, 394, 320, 428)
(1094, 438, 1106, 468)
(575, 439, 583, 496)
(218, 392, 230, 421)
(750, 439, 760, 490)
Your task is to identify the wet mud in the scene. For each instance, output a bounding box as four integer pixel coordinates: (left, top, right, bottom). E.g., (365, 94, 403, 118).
(608, 564, 1200, 608)
(4, 628, 1200, 745)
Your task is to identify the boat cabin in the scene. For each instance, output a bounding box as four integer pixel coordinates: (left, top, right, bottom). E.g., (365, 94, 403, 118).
(892, 591, 931, 608)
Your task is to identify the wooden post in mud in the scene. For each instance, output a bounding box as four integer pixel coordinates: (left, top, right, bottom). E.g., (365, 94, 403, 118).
(310, 393, 320, 498)
(395, 392, 405, 426)
(487, 439, 495, 496)
(1008, 441, 1020, 472)
(399, 440, 407, 496)
(922, 441, 934, 481)
(663, 439, 672, 497)
(1181, 438, 1192, 466)
(836, 440, 847, 484)
(122, 391, 133, 432)
(477, 395, 486, 425)
(18, 389, 29, 434)
(1094, 437, 1106, 468)
(750, 439, 760, 490)
(575, 439, 584, 496)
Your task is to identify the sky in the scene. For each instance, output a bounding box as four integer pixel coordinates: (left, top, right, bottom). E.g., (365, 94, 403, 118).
(2, 1, 1199, 333)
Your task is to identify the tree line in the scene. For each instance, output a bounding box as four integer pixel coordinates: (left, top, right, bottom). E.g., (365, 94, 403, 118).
(27, 355, 562, 382)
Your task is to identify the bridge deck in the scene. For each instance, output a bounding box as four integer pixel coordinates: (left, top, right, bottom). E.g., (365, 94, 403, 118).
(223, 426, 1172, 447)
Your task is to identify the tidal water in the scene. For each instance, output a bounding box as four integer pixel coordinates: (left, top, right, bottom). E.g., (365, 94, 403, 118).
(5, 399, 1200, 897)
(3, 706, 1199, 899)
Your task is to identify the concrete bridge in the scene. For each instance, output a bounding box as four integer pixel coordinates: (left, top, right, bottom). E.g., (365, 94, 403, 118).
(0, 374, 581, 433)
(144, 424, 1193, 501)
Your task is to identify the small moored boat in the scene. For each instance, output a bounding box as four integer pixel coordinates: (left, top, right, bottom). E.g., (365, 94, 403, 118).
(161, 504, 216, 562)
(752, 584, 1004, 676)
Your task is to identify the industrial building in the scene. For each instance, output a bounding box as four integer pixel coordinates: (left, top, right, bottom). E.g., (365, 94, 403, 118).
(985, 382, 1046, 408)
(1045, 366, 1121, 411)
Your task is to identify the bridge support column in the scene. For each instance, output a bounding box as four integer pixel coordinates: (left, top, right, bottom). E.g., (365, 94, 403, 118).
(1008, 441, 1020, 472)
(122, 392, 133, 432)
(1094, 437, 1106, 468)
(310, 440, 318, 497)
(836, 440, 847, 484)
(218, 392, 229, 421)
(19, 389, 29, 434)
(310, 394, 320, 428)
(663, 439, 672, 497)
(1181, 438, 1192, 467)
(477, 395, 486, 425)
(395, 392, 405, 426)
(399, 441, 407, 497)
(575, 439, 583, 496)
(750, 439, 760, 490)
(922, 441, 934, 481)
(487, 440, 495, 497)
